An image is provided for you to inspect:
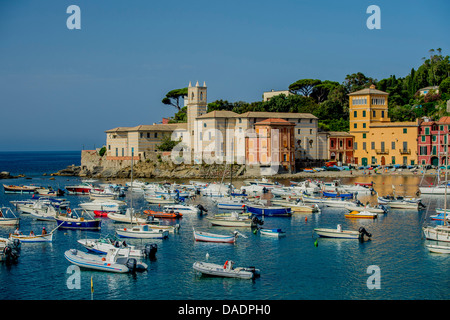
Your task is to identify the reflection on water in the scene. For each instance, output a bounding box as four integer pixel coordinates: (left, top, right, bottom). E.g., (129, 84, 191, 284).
(0, 174, 449, 300)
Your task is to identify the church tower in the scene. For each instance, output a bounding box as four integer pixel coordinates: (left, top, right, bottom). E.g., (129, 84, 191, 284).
(186, 81, 207, 150)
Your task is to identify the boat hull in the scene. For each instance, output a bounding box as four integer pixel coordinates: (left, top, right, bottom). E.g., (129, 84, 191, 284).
(206, 217, 255, 227)
(246, 205, 291, 217)
(193, 261, 259, 279)
(64, 249, 129, 273)
(55, 217, 101, 230)
(314, 228, 360, 239)
(116, 228, 169, 239)
(10, 233, 53, 243)
(193, 230, 236, 243)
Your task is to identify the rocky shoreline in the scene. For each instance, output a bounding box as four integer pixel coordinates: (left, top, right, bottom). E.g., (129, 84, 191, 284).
(51, 162, 441, 181)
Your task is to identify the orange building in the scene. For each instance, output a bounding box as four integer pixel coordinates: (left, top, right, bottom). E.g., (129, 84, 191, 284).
(246, 118, 295, 173)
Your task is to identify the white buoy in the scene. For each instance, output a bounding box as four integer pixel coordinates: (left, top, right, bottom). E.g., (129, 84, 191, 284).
(206, 252, 209, 261)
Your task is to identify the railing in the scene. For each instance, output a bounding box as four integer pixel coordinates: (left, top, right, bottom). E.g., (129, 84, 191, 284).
(375, 149, 389, 155)
(399, 149, 411, 155)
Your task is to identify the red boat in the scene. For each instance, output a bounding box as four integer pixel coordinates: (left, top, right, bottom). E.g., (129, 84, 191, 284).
(354, 182, 373, 187)
(143, 209, 182, 219)
(93, 210, 110, 217)
(65, 183, 102, 195)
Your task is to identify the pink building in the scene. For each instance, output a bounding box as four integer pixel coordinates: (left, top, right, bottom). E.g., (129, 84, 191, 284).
(418, 117, 450, 166)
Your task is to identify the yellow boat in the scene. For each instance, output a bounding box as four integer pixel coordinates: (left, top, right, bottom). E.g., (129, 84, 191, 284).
(344, 210, 377, 219)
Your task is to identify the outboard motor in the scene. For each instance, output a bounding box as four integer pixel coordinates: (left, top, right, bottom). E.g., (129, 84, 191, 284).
(197, 204, 208, 215)
(252, 215, 264, 226)
(358, 227, 372, 241)
(144, 244, 157, 259)
(126, 258, 137, 272)
(418, 201, 426, 209)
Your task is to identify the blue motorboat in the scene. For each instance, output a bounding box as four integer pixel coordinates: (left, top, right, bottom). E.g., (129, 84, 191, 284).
(322, 191, 353, 199)
(246, 205, 291, 217)
(55, 208, 101, 230)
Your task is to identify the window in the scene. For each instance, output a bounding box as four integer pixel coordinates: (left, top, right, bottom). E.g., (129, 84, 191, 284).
(298, 129, 301, 134)
(363, 133, 366, 139)
(391, 141, 395, 150)
(425, 127, 430, 135)
(140, 133, 143, 138)
(354, 123, 357, 129)
(381, 111, 385, 118)
(310, 119, 313, 123)
(108, 145, 111, 150)
(331, 140, 334, 148)
(421, 136, 426, 142)
(362, 142, 366, 150)
(121, 148, 124, 157)
(363, 123, 366, 128)
(371, 142, 375, 150)
(203, 123, 207, 128)
(239, 118, 242, 123)
(310, 129, 313, 134)
(354, 111, 357, 118)
(403, 141, 408, 152)
(363, 110, 366, 117)
(372, 110, 376, 117)
(115, 148, 118, 157)
(392, 156, 395, 164)
(354, 142, 358, 150)
(154, 133, 158, 138)
(403, 128, 407, 134)
(440, 125, 444, 131)
(371, 156, 376, 164)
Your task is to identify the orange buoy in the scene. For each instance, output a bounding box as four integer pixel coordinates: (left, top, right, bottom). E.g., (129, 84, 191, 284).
(305, 217, 308, 222)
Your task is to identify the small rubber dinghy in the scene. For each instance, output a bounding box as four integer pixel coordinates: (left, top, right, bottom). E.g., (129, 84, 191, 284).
(314, 224, 372, 240)
(193, 260, 260, 279)
(64, 247, 148, 273)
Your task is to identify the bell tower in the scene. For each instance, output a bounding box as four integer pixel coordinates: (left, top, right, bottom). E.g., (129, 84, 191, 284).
(186, 81, 207, 150)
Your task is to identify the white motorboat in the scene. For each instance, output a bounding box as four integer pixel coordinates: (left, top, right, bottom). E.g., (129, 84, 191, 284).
(162, 204, 200, 214)
(425, 243, 450, 254)
(80, 199, 126, 212)
(344, 203, 387, 214)
(29, 205, 58, 221)
(193, 229, 239, 243)
(64, 247, 148, 273)
(77, 235, 157, 258)
(314, 225, 372, 240)
(259, 228, 286, 238)
(423, 225, 450, 242)
(193, 260, 260, 279)
(201, 183, 231, 197)
(215, 198, 248, 210)
(108, 208, 148, 224)
(0, 207, 20, 226)
(116, 224, 169, 239)
(206, 212, 261, 228)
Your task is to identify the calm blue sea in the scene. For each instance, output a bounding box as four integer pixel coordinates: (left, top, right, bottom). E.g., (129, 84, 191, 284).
(0, 151, 449, 304)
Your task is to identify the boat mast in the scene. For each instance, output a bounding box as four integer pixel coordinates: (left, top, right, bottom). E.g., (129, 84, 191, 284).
(445, 133, 448, 226)
(130, 147, 134, 224)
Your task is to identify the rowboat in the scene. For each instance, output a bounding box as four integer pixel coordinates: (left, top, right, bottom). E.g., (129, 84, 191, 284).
(193, 228, 241, 243)
(143, 209, 182, 219)
(246, 205, 291, 217)
(344, 210, 378, 219)
(3, 184, 40, 194)
(115, 224, 169, 239)
(55, 208, 101, 230)
(9, 222, 63, 243)
(77, 235, 157, 258)
(314, 225, 372, 240)
(259, 228, 286, 238)
(193, 260, 260, 279)
(0, 207, 20, 226)
(64, 247, 148, 273)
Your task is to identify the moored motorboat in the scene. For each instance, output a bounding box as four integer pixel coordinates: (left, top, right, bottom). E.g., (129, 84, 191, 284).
(55, 208, 101, 230)
(64, 247, 148, 273)
(115, 224, 169, 239)
(259, 228, 286, 238)
(0, 207, 20, 226)
(206, 212, 262, 228)
(193, 260, 260, 279)
(77, 235, 157, 258)
(314, 224, 372, 240)
(344, 210, 377, 219)
(193, 228, 239, 243)
(143, 209, 182, 219)
(3, 184, 40, 194)
(246, 205, 291, 217)
(107, 208, 148, 224)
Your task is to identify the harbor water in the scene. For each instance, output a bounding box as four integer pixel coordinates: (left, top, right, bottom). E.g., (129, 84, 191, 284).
(0, 151, 449, 300)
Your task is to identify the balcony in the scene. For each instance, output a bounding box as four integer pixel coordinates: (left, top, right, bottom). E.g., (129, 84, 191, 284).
(375, 149, 389, 155)
(399, 149, 411, 155)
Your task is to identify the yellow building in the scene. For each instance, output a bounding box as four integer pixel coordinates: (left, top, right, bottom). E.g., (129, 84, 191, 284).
(349, 85, 418, 166)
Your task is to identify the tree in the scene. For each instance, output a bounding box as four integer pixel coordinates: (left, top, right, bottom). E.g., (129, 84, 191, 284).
(310, 80, 340, 103)
(343, 72, 376, 92)
(162, 87, 188, 111)
(439, 77, 450, 95)
(288, 79, 321, 97)
(156, 134, 181, 152)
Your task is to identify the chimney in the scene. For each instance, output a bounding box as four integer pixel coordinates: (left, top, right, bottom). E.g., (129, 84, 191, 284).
(162, 118, 169, 124)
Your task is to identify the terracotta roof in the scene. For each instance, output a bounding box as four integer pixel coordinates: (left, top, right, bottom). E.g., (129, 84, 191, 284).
(236, 111, 317, 119)
(348, 87, 389, 96)
(105, 123, 187, 133)
(326, 131, 354, 137)
(438, 116, 450, 124)
(254, 118, 296, 126)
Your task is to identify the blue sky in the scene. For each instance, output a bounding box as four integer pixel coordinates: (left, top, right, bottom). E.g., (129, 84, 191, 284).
(0, 0, 449, 151)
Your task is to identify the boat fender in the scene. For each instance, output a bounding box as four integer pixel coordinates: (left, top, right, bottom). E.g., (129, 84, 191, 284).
(67, 208, 72, 214)
(223, 260, 228, 269)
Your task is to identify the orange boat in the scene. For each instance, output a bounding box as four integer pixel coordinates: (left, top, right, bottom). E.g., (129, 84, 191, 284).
(344, 210, 377, 219)
(143, 209, 182, 219)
